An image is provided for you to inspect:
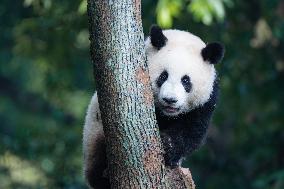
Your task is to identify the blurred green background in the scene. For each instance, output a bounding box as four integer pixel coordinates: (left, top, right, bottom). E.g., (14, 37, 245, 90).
(0, 0, 283, 188)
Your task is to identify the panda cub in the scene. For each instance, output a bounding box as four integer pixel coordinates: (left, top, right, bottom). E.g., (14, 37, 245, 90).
(83, 25, 224, 188)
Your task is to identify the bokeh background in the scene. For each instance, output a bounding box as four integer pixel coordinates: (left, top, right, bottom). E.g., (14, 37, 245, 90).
(1, 0, 284, 188)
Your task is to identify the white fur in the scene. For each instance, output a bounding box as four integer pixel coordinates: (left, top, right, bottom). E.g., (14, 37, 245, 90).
(83, 92, 103, 177)
(145, 29, 216, 116)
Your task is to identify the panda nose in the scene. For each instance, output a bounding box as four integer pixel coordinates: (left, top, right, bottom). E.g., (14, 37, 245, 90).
(163, 97, 177, 104)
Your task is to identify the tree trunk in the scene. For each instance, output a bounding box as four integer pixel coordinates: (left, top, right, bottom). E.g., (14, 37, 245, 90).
(87, 0, 167, 188)
(87, 0, 195, 188)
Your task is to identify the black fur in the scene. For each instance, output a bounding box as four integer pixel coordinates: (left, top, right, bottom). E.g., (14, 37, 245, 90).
(201, 42, 224, 64)
(150, 25, 168, 50)
(156, 79, 219, 167)
(156, 70, 168, 88)
(181, 75, 192, 93)
(85, 135, 110, 189)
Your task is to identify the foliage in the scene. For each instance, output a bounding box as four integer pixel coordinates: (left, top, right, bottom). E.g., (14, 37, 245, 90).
(156, 0, 233, 27)
(0, 0, 283, 188)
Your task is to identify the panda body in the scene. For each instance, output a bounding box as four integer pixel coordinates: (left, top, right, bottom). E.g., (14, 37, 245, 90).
(83, 26, 224, 188)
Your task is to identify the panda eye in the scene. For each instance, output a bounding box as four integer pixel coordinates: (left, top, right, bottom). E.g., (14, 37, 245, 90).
(181, 75, 190, 84)
(181, 75, 192, 93)
(156, 70, 168, 88)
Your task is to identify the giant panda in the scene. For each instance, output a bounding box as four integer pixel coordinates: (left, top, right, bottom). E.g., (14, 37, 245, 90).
(83, 25, 224, 188)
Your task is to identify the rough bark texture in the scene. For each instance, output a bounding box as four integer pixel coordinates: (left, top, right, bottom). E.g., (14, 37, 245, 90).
(87, 0, 195, 188)
(165, 168, 195, 189)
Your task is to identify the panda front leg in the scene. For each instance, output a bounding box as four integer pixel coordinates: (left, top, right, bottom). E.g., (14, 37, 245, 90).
(160, 129, 185, 168)
(182, 99, 217, 157)
(161, 107, 214, 167)
(83, 93, 110, 189)
(161, 123, 209, 168)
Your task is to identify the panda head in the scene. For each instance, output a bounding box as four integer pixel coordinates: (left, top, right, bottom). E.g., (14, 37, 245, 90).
(145, 25, 224, 117)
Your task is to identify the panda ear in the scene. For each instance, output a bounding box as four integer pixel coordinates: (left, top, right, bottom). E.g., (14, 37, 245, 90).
(201, 42, 225, 64)
(150, 25, 168, 50)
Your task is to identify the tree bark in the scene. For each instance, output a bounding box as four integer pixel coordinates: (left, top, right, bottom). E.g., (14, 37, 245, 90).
(87, 0, 195, 188)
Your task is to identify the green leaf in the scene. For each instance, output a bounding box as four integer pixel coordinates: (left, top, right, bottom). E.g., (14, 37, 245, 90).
(188, 0, 229, 25)
(156, 0, 183, 28)
(78, 0, 87, 15)
(157, 6, 172, 28)
(23, 0, 34, 7)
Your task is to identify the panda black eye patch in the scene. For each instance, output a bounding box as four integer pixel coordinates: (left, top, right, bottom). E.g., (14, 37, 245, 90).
(181, 75, 192, 93)
(156, 70, 168, 88)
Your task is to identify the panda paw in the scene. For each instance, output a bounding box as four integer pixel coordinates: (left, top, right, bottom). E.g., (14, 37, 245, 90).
(164, 157, 182, 168)
(160, 132, 183, 168)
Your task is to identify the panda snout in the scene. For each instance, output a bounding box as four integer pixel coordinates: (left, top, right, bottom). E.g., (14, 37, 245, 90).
(162, 97, 177, 105)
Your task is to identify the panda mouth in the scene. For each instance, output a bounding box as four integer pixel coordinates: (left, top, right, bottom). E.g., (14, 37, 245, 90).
(162, 106, 180, 114)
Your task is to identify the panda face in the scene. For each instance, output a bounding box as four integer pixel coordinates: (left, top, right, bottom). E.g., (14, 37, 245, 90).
(145, 27, 224, 117)
(148, 46, 216, 116)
